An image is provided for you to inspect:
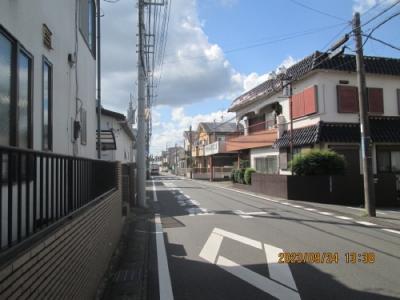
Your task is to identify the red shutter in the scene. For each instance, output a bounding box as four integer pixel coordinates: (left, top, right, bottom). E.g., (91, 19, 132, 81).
(337, 85, 359, 113)
(367, 88, 384, 114)
(304, 85, 318, 115)
(292, 92, 304, 119)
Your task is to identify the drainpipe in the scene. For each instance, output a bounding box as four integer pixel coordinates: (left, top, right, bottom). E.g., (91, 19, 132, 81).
(96, 0, 102, 159)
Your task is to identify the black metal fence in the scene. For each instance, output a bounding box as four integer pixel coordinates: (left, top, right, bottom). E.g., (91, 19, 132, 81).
(0, 145, 118, 250)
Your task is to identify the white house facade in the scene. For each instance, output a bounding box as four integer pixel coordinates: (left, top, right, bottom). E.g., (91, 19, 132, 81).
(0, 0, 98, 157)
(100, 108, 135, 163)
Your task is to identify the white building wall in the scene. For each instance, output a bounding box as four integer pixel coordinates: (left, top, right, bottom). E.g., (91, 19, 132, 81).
(250, 147, 279, 169)
(0, 0, 97, 158)
(236, 71, 400, 132)
(101, 115, 135, 163)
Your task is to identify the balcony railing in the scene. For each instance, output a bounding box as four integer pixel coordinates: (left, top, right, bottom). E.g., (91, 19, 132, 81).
(0, 145, 118, 251)
(225, 120, 278, 152)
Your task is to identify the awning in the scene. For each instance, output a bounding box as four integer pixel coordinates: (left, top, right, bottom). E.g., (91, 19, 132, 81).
(96, 130, 116, 150)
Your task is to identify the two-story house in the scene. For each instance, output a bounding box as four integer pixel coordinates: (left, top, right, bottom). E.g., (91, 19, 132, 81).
(228, 51, 400, 192)
(191, 122, 243, 179)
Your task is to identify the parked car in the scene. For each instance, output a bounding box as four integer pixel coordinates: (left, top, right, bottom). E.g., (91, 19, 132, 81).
(151, 164, 160, 175)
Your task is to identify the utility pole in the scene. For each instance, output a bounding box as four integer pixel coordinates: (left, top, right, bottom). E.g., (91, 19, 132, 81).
(175, 143, 178, 175)
(353, 12, 376, 217)
(136, 0, 146, 207)
(189, 125, 193, 179)
(96, 0, 102, 159)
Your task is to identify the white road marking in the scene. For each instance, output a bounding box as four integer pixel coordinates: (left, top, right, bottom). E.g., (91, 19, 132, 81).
(335, 216, 353, 220)
(213, 228, 262, 249)
(199, 228, 300, 300)
(264, 243, 298, 290)
(292, 205, 303, 208)
(318, 212, 333, 216)
(199, 232, 224, 264)
(216, 256, 300, 300)
(246, 211, 268, 216)
(155, 214, 174, 300)
(152, 180, 158, 202)
(356, 221, 377, 226)
(304, 208, 316, 212)
(381, 228, 400, 235)
(234, 210, 253, 219)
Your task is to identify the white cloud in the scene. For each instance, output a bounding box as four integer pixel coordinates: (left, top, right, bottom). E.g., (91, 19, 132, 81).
(352, 0, 397, 13)
(101, 0, 243, 111)
(239, 55, 298, 92)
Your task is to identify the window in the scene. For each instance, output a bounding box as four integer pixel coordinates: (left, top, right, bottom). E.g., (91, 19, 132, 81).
(0, 29, 33, 148)
(377, 149, 400, 173)
(292, 85, 318, 119)
(79, 0, 96, 55)
(337, 85, 359, 113)
(0, 32, 12, 146)
(367, 87, 384, 114)
(81, 108, 87, 145)
(18, 51, 32, 148)
(43, 57, 53, 151)
(255, 156, 278, 174)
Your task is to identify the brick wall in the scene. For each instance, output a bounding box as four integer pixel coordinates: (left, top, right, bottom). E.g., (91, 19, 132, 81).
(0, 186, 123, 299)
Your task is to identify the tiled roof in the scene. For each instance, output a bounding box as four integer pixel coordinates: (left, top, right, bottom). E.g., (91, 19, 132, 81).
(274, 117, 400, 148)
(230, 52, 400, 112)
(274, 124, 319, 148)
(199, 122, 243, 133)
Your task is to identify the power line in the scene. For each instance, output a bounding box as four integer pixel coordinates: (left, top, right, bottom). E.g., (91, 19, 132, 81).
(286, 0, 347, 21)
(363, 34, 400, 51)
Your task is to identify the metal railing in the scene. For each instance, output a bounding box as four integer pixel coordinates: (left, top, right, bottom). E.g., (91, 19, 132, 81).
(0, 145, 118, 250)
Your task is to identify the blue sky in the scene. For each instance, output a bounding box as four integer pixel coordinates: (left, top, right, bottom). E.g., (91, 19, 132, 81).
(101, 0, 400, 154)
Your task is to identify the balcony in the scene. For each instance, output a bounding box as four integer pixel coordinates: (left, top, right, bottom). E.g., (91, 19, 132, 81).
(192, 145, 205, 157)
(225, 128, 278, 152)
(204, 140, 234, 156)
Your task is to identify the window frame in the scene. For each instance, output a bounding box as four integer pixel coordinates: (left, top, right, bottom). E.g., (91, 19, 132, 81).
(42, 56, 53, 151)
(0, 26, 33, 148)
(79, 0, 97, 57)
(376, 146, 400, 174)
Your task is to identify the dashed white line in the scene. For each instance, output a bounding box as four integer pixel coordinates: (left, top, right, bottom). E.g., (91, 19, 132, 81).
(152, 180, 158, 202)
(318, 212, 333, 216)
(234, 210, 254, 219)
(304, 208, 316, 212)
(355, 221, 377, 227)
(335, 216, 353, 220)
(381, 228, 400, 235)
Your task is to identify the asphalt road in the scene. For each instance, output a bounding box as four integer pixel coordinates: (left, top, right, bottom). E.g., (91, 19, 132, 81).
(148, 175, 400, 300)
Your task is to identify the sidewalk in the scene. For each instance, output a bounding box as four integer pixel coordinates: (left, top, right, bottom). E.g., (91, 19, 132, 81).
(96, 208, 153, 300)
(187, 177, 400, 230)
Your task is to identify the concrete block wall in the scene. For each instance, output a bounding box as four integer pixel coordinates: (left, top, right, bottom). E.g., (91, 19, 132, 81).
(0, 186, 123, 299)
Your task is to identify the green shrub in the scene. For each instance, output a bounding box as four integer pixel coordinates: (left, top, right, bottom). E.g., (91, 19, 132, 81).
(290, 149, 346, 176)
(230, 169, 236, 182)
(244, 168, 256, 184)
(233, 168, 245, 183)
